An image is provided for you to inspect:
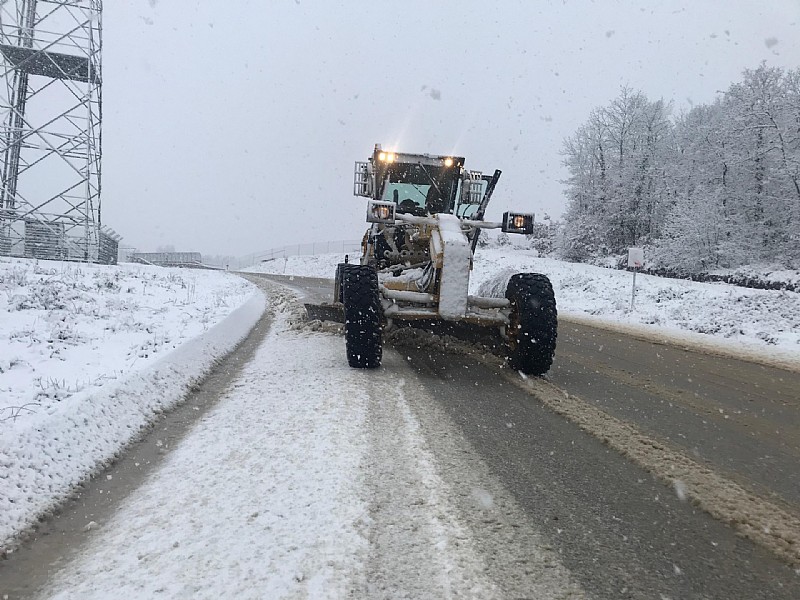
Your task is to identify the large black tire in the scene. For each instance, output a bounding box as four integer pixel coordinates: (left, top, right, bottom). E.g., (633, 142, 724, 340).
(505, 273, 557, 375)
(342, 265, 382, 368)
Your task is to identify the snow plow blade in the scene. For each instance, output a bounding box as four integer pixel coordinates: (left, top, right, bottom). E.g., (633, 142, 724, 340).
(304, 301, 505, 352)
(390, 319, 505, 352)
(304, 302, 345, 323)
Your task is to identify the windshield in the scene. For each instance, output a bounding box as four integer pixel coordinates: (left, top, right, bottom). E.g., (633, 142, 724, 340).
(383, 182, 429, 214)
(379, 163, 459, 215)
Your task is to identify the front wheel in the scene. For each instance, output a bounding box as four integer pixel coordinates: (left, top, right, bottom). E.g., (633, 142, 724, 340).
(342, 265, 382, 368)
(505, 273, 557, 375)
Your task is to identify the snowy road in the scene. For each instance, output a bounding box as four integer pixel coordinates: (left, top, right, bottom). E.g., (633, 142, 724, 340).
(2, 275, 800, 598)
(1, 280, 583, 599)
(262, 275, 800, 596)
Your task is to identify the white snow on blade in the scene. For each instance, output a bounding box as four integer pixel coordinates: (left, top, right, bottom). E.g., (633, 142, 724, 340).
(0, 257, 262, 549)
(37, 294, 548, 599)
(245, 249, 800, 367)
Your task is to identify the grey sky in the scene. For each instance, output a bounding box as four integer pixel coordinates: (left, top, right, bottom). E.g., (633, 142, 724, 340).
(104, 1, 800, 256)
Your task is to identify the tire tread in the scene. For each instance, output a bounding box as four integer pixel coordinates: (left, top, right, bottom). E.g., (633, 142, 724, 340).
(505, 273, 557, 375)
(342, 265, 382, 368)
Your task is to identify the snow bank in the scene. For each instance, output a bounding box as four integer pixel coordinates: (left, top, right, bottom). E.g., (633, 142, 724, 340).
(472, 250, 800, 367)
(0, 258, 265, 550)
(246, 249, 800, 367)
(40, 292, 370, 598)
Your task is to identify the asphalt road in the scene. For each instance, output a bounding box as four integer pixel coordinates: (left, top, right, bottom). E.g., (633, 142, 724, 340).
(267, 272, 800, 512)
(552, 322, 800, 512)
(261, 272, 800, 598)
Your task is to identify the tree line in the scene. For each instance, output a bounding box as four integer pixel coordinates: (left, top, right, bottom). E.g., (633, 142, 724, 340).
(559, 64, 800, 272)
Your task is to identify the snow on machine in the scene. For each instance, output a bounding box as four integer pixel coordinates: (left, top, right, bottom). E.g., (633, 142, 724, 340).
(308, 144, 557, 374)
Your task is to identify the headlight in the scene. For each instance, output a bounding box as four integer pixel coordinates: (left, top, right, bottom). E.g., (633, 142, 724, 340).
(377, 151, 396, 162)
(366, 200, 396, 224)
(501, 211, 534, 235)
(444, 157, 454, 167)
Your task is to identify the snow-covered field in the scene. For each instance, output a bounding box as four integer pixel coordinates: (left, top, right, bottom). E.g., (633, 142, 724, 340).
(0, 258, 263, 549)
(246, 249, 800, 369)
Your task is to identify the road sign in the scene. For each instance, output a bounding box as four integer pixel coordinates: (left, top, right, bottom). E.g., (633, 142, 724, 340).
(627, 247, 644, 269)
(628, 247, 644, 311)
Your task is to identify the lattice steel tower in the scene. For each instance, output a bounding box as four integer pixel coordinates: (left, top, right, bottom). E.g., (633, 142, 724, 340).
(0, 0, 107, 262)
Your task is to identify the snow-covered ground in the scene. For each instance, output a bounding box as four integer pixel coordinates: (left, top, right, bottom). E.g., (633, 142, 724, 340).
(245, 249, 800, 369)
(38, 290, 583, 599)
(4, 247, 799, 594)
(39, 297, 370, 598)
(0, 258, 263, 549)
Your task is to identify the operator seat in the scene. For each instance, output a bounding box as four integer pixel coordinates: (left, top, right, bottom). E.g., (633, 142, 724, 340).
(425, 186, 447, 214)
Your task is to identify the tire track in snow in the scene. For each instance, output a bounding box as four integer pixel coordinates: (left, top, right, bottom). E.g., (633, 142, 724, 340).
(362, 374, 499, 599)
(389, 326, 800, 568)
(362, 351, 585, 599)
(509, 374, 800, 567)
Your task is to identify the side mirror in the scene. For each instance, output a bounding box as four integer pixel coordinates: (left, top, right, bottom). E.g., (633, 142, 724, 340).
(354, 161, 372, 197)
(501, 212, 534, 235)
(366, 200, 396, 224)
(462, 170, 484, 205)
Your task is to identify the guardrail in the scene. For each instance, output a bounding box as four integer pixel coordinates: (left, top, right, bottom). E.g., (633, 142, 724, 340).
(238, 240, 362, 268)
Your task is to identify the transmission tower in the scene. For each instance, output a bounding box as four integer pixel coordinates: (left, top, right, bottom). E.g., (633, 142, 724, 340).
(0, 0, 111, 263)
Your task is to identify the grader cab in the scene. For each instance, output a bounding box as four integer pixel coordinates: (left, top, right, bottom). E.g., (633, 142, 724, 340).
(330, 144, 557, 374)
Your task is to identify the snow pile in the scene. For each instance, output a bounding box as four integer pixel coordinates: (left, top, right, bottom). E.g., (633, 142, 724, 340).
(472, 250, 800, 358)
(245, 249, 800, 365)
(0, 258, 264, 550)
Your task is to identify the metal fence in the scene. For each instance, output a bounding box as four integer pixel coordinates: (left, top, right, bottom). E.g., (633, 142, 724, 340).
(130, 252, 202, 266)
(0, 214, 118, 264)
(239, 239, 362, 268)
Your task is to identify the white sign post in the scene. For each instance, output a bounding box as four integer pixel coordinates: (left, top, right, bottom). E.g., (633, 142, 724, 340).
(627, 247, 644, 312)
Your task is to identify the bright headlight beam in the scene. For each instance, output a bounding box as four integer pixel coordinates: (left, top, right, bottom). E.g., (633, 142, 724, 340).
(444, 157, 454, 167)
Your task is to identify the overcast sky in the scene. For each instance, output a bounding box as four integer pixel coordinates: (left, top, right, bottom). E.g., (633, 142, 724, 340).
(103, 0, 800, 257)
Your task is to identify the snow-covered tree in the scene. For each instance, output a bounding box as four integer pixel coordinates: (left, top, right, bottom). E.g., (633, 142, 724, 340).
(525, 214, 560, 257)
(560, 87, 672, 258)
(562, 66, 800, 271)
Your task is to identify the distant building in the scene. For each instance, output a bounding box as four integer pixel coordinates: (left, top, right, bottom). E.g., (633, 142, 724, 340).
(130, 252, 204, 267)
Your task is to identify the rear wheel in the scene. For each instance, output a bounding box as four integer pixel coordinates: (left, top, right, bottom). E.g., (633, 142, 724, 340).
(342, 265, 382, 368)
(505, 273, 557, 375)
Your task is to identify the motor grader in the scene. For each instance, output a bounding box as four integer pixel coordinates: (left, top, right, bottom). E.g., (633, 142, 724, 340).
(324, 144, 557, 374)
